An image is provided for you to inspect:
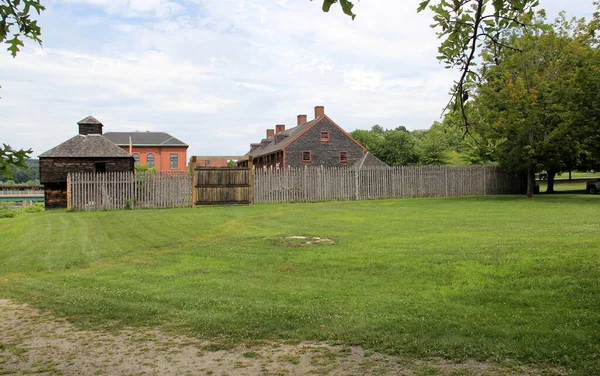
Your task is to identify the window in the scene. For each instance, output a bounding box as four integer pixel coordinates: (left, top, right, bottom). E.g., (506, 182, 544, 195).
(147, 153, 155, 168)
(302, 151, 312, 163)
(94, 162, 106, 173)
(339, 151, 349, 163)
(320, 131, 330, 142)
(170, 154, 178, 169)
(206, 160, 211, 166)
(132, 153, 140, 164)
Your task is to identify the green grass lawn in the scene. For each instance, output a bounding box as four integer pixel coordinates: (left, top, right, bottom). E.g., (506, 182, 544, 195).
(537, 177, 598, 193)
(555, 171, 598, 179)
(1, 195, 599, 374)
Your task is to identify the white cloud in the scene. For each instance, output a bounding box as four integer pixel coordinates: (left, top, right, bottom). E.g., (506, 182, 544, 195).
(57, 0, 183, 18)
(1, 0, 596, 158)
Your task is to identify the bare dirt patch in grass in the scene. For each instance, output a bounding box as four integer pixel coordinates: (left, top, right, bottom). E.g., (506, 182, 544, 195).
(274, 235, 335, 248)
(0, 299, 565, 375)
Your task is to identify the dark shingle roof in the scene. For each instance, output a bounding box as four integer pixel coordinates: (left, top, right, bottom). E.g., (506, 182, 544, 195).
(39, 134, 132, 158)
(352, 152, 389, 169)
(103, 132, 188, 147)
(77, 116, 103, 125)
(248, 119, 318, 157)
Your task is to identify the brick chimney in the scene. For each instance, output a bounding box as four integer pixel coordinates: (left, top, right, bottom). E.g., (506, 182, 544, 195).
(275, 124, 285, 134)
(314, 106, 325, 119)
(266, 129, 275, 138)
(77, 116, 103, 135)
(297, 114, 307, 126)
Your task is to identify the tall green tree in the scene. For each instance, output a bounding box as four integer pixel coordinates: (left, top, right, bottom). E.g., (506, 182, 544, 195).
(379, 130, 420, 166)
(413, 124, 451, 165)
(351, 127, 385, 156)
(471, 13, 600, 197)
(352, 125, 451, 166)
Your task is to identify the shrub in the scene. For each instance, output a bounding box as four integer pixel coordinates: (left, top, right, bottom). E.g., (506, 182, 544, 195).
(0, 209, 17, 218)
(21, 203, 45, 213)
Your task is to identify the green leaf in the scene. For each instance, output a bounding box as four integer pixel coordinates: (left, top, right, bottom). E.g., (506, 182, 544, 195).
(417, 0, 431, 13)
(320, 0, 355, 19)
(321, 0, 337, 12)
(339, 0, 356, 20)
(6, 34, 24, 57)
(0, 144, 32, 178)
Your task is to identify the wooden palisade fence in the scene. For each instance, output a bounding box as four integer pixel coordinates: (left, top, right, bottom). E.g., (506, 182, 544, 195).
(253, 165, 525, 204)
(192, 166, 253, 205)
(67, 165, 524, 211)
(67, 171, 192, 211)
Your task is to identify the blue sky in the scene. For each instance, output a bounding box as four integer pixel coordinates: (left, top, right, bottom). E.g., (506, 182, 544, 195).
(1, 0, 597, 159)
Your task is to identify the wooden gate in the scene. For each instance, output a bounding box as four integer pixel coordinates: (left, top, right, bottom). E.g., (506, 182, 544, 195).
(192, 166, 253, 205)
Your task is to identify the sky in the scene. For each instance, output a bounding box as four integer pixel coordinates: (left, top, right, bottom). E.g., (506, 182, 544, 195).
(0, 0, 597, 159)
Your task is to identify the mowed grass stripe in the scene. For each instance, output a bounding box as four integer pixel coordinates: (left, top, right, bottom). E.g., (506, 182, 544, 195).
(0, 195, 599, 374)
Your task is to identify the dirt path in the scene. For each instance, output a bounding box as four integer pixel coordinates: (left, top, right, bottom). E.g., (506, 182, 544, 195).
(0, 299, 564, 375)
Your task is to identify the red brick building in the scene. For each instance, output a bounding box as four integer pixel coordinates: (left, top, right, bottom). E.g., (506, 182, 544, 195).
(103, 132, 189, 171)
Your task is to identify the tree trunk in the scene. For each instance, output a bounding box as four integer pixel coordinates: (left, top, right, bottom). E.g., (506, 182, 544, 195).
(546, 169, 557, 194)
(569, 170, 572, 180)
(527, 167, 535, 198)
(526, 126, 535, 199)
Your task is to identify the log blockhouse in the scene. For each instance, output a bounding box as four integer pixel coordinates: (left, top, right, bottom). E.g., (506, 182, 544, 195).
(39, 116, 134, 208)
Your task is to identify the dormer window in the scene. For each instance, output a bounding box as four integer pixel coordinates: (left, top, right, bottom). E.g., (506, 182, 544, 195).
(320, 131, 330, 142)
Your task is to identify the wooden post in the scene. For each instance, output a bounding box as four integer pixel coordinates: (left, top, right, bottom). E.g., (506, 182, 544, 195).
(191, 156, 198, 207)
(483, 166, 487, 195)
(249, 158, 254, 205)
(354, 168, 359, 201)
(66, 173, 71, 210)
(445, 168, 448, 197)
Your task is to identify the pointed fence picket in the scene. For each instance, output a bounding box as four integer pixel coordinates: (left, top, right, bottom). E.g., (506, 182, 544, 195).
(67, 165, 524, 210)
(253, 165, 524, 204)
(67, 171, 192, 211)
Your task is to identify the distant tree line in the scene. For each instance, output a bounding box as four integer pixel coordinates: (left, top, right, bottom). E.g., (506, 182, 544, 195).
(0, 158, 39, 185)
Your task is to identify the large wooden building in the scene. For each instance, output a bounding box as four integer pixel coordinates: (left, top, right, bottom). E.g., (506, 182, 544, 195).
(239, 106, 387, 169)
(39, 116, 134, 208)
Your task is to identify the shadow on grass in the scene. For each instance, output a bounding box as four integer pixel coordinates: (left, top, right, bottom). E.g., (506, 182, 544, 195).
(538, 189, 587, 195)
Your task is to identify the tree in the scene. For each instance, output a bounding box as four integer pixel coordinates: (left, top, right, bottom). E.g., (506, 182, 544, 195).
(470, 14, 600, 197)
(1, 0, 539, 175)
(0, 144, 32, 178)
(1, 0, 44, 57)
(0, 0, 45, 176)
(351, 128, 385, 155)
(322, 0, 539, 127)
(0, 157, 39, 184)
(422, 0, 539, 123)
(134, 163, 158, 174)
(412, 125, 451, 165)
(352, 126, 434, 166)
